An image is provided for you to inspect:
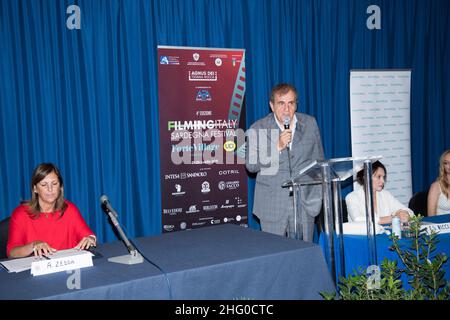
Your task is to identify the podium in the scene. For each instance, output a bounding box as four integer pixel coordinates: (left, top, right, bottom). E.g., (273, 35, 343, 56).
(282, 156, 382, 282)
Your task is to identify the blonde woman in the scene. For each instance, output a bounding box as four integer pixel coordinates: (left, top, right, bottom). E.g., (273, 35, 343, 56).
(428, 150, 450, 216)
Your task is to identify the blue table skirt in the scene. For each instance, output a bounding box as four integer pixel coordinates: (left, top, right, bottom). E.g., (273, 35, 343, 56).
(319, 215, 450, 288)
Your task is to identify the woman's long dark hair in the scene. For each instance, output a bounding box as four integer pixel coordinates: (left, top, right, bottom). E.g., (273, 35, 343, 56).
(27, 163, 67, 219)
(355, 160, 387, 186)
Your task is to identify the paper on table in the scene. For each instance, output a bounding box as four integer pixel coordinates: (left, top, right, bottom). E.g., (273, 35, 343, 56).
(46, 248, 94, 259)
(0, 256, 45, 273)
(341, 221, 387, 235)
(0, 248, 94, 273)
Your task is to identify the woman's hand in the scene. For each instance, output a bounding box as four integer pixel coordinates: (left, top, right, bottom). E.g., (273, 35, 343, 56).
(32, 241, 57, 258)
(394, 210, 410, 223)
(75, 235, 96, 250)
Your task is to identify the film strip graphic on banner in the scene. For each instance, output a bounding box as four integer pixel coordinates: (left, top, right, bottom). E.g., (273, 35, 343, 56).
(227, 52, 246, 160)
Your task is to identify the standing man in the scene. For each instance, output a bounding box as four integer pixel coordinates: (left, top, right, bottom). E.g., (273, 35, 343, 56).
(246, 83, 324, 241)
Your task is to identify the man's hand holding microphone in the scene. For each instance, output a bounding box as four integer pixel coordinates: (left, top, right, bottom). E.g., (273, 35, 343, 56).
(277, 116, 292, 151)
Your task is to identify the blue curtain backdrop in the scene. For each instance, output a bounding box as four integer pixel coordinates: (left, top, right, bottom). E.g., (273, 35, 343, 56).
(1, 0, 449, 243)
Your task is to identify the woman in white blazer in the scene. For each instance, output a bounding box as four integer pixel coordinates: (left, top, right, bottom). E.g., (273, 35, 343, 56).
(345, 161, 413, 225)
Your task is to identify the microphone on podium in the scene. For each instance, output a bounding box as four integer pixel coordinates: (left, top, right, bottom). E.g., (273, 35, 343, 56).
(100, 195, 143, 265)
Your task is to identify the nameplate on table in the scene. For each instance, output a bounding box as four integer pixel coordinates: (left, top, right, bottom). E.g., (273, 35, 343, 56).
(31, 249, 93, 276)
(423, 222, 450, 235)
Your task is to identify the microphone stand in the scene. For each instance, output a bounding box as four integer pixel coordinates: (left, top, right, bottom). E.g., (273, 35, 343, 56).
(103, 205, 144, 265)
(284, 121, 297, 240)
(286, 144, 299, 240)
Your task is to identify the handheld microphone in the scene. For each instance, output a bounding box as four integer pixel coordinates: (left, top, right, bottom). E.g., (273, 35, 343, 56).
(283, 116, 291, 150)
(283, 116, 290, 130)
(100, 195, 118, 218)
(283, 117, 293, 192)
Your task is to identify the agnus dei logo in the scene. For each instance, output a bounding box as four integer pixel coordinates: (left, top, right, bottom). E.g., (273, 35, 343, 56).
(163, 225, 175, 232)
(223, 140, 236, 152)
(196, 89, 212, 102)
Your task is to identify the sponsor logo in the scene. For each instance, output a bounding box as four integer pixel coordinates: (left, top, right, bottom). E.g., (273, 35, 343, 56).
(210, 219, 221, 225)
(215, 58, 222, 66)
(192, 222, 207, 227)
(186, 205, 199, 214)
(163, 208, 183, 215)
(193, 53, 200, 61)
(236, 215, 242, 222)
(172, 184, 186, 196)
(163, 225, 175, 232)
(196, 110, 213, 116)
(188, 70, 217, 81)
(164, 171, 207, 180)
(203, 204, 218, 211)
(196, 89, 212, 101)
(235, 196, 247, 208)
(180, 222, 187, 230)
(160, 56, 169, 64)
(201, 181, 210, 194)
(218, 180, 240, 191)
(223, 140, 236, 152)
(167, 119, 237, 131)
(221, 199, 235, 209)
(160, 55, 180, 65)
(219, 170, 240, 175)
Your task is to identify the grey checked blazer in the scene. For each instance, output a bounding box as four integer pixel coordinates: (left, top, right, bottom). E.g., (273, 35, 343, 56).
(246, 112, 324, 238)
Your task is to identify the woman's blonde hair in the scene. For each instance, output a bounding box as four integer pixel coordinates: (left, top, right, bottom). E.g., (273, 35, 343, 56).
(438, 150, 450, 199)
(27, 163, 67, 218)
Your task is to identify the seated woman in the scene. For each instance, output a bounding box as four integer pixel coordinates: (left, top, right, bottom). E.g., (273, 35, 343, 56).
(7, 163, 96, 258)
(428, 150, 450, 216)
(345, 161, 413, 225)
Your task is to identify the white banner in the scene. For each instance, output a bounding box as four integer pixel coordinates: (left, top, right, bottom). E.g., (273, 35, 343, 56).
(350, 70, 412, 205)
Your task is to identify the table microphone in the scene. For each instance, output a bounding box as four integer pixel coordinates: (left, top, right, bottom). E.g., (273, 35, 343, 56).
(100, 195, 143, 265)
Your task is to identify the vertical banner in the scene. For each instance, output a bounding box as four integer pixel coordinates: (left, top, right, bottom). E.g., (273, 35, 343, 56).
(158, 46, 247, 233)
(350, 70, 412, 205)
